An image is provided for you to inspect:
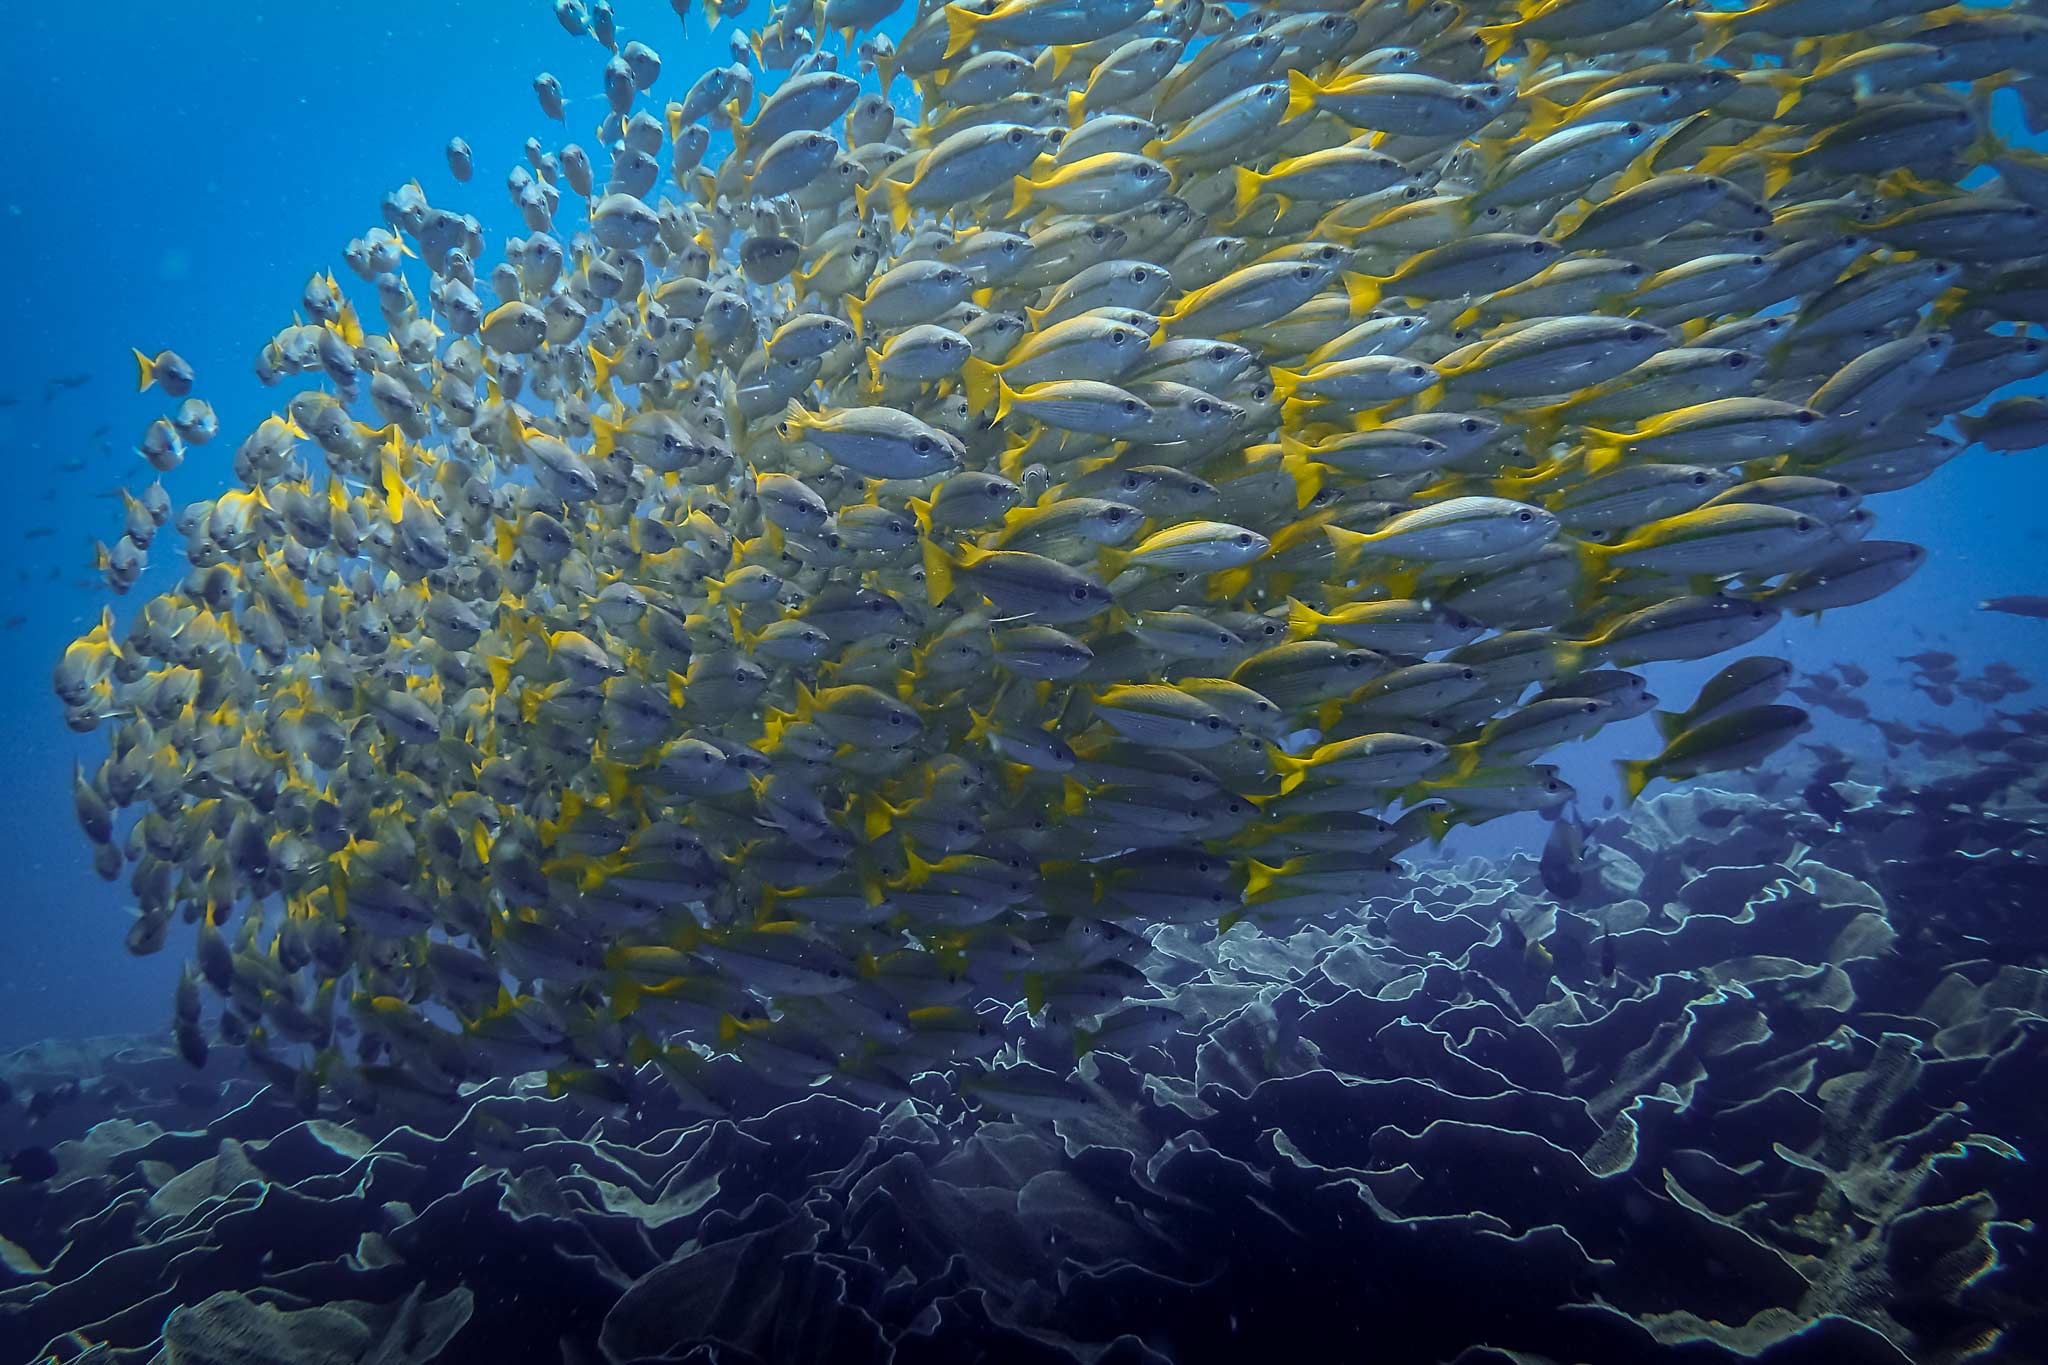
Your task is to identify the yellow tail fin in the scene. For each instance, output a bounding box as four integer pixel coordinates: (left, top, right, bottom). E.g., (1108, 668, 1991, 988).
(943, 4, 984, 59)
(1342, 271, 1382, 316)
(922, 536, 957, 605)
(1285, 69, 1321, 123)
(1325, 523, 1374, 572)
(1233, 166, 1263, 222)
(961, 357, 999, 413)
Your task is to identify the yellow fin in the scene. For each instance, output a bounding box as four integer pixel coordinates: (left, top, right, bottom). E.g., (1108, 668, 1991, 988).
(943, 3, 985, 59)
(1615, 757, 1653, 806)
(1284, 69, 1321, 123)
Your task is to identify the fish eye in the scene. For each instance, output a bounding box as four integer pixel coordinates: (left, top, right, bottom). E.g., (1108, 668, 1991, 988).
(1517, 509, 1533, 522)
(1131, 267, 1150, 282)
(1106, 506, 1126, 522)
(1195, 400, 1212, 414)
(1795, 516, 1813, 531)
(1796, 409, 1817, 425)
(1122, 399, 1141, 414)
(1071, 584, 1090, 601)
(1111, 330, 1127, 345)
(1528, 239, 1548, 254)
(1090, 227, 1107, 242)
(1692, 472, 1709, 484)
(1234, 532, 1253, 545)
(1122, 474, 1142, 490)
(1205, 715, 1223, 730)
(1007, 128, 1024, 143)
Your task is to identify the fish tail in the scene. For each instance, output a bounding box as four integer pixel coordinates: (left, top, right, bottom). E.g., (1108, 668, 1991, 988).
(1578, 434, 1627, 477)
(886, 179, 913, 235)
(591, 412, 618, 459)
(1282, 597, 1323, 641)
(133, 348, 156, 392)
(334, 299, 364, 347)
(943, 4, 984, 60)
(1757, 70, 1805, 120)
(1324, 524, 1372, 573)
(1521, 96, 1567, 139)
(1342, 271, 1382, 316)
(1242, 859, 1285, 902)
(1475, 22, 1517, 66)
(778, 397, 811, 443)
(1233, 166, 1262, 222)
(961, 357, 999, 414)
(994, 376, 1019, 426)
(1281, 449, 1325, 509)
(1574, 538, 1611, 586)
(921, 536, 957, 606)
(1615, 758, 1653, 806)
(1066, 88, 1086, 128)
(1284, 69, 1321, 123)
(1008, 175, 1035, 221)
(907, 495, 934, 536)
(379, 455, 407, 525)
(1045, 44, 1080, 81)
(866, 347, 884, 393)
(1651, 709, 1689, 743)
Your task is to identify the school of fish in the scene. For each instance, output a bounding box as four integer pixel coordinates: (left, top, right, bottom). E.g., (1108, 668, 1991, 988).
(50, 0, 2048, 1120)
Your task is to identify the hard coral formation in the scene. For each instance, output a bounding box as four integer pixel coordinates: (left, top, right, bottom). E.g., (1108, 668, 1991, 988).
(3, 779, 2042, 1364)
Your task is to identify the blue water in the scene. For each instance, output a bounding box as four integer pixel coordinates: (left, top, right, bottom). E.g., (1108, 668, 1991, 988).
(0, 0, 2043, 1055)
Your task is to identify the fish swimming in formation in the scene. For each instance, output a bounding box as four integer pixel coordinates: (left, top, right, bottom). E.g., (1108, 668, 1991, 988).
(55, 0, 2045, 1120)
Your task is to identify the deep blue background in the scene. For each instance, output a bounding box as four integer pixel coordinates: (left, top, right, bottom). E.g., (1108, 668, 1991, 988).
(0, 2, 2041, 1050)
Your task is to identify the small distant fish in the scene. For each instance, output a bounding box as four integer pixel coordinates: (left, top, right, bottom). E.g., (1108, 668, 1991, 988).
(1981, 596, 2048, 619)
(42, 373, 90, 402)
(132, 349, 194, 397)
(24, 526, 53, 539)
